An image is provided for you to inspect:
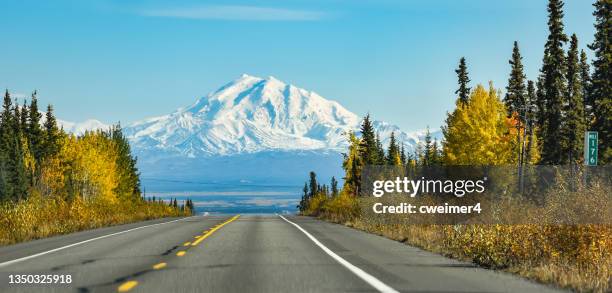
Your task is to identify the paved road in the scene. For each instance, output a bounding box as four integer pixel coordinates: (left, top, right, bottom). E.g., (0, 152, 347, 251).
(0, 215, 564, 293)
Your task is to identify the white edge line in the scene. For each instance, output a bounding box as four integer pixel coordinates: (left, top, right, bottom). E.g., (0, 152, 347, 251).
(278, 214, 399, 293)
(0, 216, 195, 268)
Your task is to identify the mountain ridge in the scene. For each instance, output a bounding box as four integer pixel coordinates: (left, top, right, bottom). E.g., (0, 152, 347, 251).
(122, 74, 442, 158)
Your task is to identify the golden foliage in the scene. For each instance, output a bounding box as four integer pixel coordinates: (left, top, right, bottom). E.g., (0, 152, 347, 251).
(1, 130, 189, 246)
(443, 83, 515, 165)
(0, 194, 188, 245)
(318, 182, 611, 293)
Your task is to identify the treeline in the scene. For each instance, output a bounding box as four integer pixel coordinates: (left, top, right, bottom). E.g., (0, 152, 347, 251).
(146, 197, 195, 214)
(0, 90, 146, 203)
(0, 90, 192, 244)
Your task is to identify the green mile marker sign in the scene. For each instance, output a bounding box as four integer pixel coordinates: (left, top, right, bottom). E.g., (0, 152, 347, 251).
(584, 131, 598, 166)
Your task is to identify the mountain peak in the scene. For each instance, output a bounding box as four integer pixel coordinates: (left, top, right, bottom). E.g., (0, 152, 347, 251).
(125, 75, 437, 157)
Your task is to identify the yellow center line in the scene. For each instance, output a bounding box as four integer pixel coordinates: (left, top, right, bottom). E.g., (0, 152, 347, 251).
(191, 215, 240, 246)
(117, 280, 138, 292)
(152, 262, 167, 270)
(115, 216, 238, 292)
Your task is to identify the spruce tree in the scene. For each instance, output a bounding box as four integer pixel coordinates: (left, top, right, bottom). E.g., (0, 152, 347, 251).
(375, 132, 385, 165)
(423, 127, 433, 166)
(505, 41, 527, 117)
(43, 104, 61, 158)
(535, 76, 547, 138)
(386, 132, 399, 165)
(20, 100, 28, 133)
(308, 171, 317, 198)
(563, 34, 587, 165)
(455, 57, 471, 106)
(540, 0, 568, 164)
(0, 91, 14, 200)
(13, 100, 21, 135)
(27, 91, 44, 162)
(0, 90, 13, 150)
(580, 50, 592, 124)
(588, 0, 612, 163)
(526, 80, 537, 163)
(330, 177, 338, 197)
(359, 115, 378, 165)
(299, 183, 308, 212)
(111, 124, 141, 201)
(400, 143, 406, 166)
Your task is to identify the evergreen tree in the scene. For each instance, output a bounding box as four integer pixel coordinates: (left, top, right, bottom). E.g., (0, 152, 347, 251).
(299, 183, 308, 212)
(20, 100, 28, 133)
(359, 115, 379, 165)
(375, 132, 385, 165)
(27, 91, 44, 162)
(423, 127, 433, 166)
(0, 91, 14, 200)
(588, 0, 612, 163)
(562, 34, 587, 165)
(330, 177, 338, 197)
(43, 104, 61, 158)
(455, 57, 471, 106)
(535, 76, 547, 138)
(505, 41, 527, 117)
(431, 139, 440, 165)
(110, 124, 141, 202)
(9, 135, 27, 201)
(400, 143, 406, 166)
(540, 0, 568, 164)
(308, 171, 318, 198)
(13, 100, 22, 135)
(526, 80, 538, 163)
(342, 132, 362, 196)
(580, 50, 592, 124)
(386, 132, 400, 165)
(0, 90, 13, 150)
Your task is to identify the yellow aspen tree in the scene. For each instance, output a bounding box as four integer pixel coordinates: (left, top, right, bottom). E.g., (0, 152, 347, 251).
(443, 83, 515, 165)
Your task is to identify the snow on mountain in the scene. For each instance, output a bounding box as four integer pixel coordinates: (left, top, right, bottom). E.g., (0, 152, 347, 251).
(124, 74, 440, 158)
(58, 119, 110, 135)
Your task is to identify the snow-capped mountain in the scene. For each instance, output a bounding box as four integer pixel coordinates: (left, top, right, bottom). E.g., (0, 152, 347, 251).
(58, 119, 109, 135)
(124, 74, 440, 159)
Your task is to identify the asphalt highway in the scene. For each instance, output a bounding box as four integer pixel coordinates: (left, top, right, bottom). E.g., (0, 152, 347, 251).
(0, 215, 564, 292)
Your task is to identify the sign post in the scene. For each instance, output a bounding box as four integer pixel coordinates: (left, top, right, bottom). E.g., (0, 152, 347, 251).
(583, 131, 598, 187)
(584, 131, 598, 166)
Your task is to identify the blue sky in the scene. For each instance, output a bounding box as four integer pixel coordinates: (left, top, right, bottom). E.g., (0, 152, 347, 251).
(0, 0, 596, 131)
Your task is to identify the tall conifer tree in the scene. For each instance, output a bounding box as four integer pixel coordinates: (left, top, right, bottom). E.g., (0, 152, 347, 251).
(386, 132, 400, 166)
(580, 50, 592, 124)
(505, 41, 527, 117)
(43, 104, 61, 158)
(563, 34, 587, 165)
(359, 115, 378, 165)
(455, 57, 471, 106)
(588, 0, 611, 163)
(27, 91, 44, 162)
(541, 0, 568, 164)
(526, 80, 537, 164)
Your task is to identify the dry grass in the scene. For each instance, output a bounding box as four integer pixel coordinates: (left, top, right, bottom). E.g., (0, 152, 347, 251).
(0, 194, 189, 246)
(307, 180, 611, 292)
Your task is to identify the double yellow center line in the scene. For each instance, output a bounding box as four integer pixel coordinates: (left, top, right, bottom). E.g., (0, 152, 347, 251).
(117, 215, 240, 292)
